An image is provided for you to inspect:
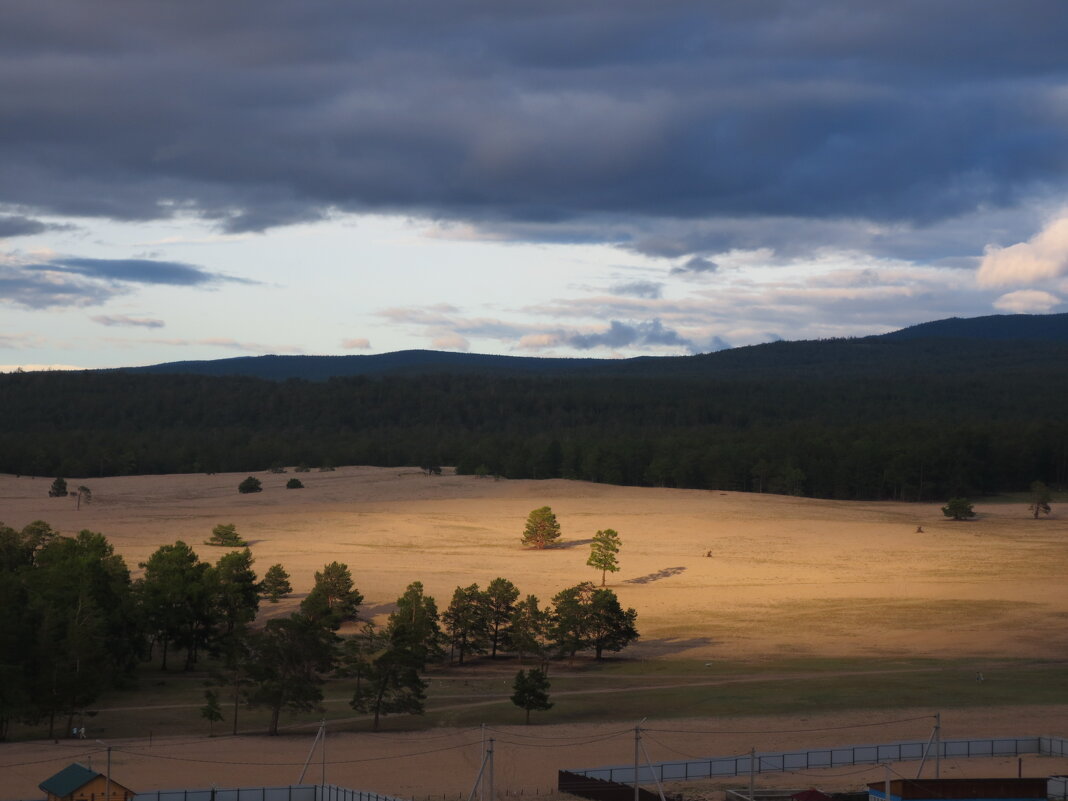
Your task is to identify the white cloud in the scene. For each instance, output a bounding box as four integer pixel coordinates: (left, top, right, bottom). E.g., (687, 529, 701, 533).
(977, 215, 1068, 287)
(992, 290, 1061, 313)
(432, 333, 470, 351)
(341, 337, 371, 349)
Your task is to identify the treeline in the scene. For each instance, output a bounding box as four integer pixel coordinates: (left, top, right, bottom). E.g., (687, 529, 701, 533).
(0, 521, 637, 739)
(1, 359, 1067, 499)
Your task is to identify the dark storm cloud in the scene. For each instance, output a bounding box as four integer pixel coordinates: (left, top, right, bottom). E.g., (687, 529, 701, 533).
(0, 266, 120, 309)
(0, 215, 64, 238)
(2, 1, 1066, 257)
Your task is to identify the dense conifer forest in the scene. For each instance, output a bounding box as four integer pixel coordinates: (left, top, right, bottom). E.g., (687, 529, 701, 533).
(3, 331, 1067, 500)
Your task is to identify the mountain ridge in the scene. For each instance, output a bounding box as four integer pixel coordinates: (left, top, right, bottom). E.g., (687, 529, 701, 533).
(113, 312, 1068, 381)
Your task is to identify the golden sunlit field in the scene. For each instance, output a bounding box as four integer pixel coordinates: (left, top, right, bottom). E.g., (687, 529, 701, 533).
(2, 467, 1067, 798)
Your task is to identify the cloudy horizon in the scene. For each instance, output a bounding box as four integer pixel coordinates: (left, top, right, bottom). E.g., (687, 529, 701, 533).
(2, 1, 1068, 369)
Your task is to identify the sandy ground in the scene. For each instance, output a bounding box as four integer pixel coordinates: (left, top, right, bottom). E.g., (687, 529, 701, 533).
(2, 467, 1067, 798)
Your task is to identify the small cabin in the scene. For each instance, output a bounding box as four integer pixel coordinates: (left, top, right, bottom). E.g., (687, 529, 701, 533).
(867, 778, 1047, 801)
(39, 762, 135, 801)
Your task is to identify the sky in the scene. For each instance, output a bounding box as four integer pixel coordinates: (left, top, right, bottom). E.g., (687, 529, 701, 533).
(3, 1, 1068, 370)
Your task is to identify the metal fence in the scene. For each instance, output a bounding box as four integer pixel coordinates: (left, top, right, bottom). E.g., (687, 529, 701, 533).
(571, 736, 1068, 785)
(132, 786, 408, 801)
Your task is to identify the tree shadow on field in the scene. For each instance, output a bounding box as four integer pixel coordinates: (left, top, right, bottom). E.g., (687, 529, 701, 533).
(640, 636, 719, 657)
(551, 538, 593, 549)
(624, 566, 686, 584)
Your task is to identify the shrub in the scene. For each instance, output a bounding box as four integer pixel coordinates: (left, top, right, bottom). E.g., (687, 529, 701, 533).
(286, 478, 304, 489)
(238, 476, 262, 494)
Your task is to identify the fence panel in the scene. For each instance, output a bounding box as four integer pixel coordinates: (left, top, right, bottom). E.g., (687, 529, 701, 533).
(569, 736, 1058, 786)
(133, 786, 401, 801)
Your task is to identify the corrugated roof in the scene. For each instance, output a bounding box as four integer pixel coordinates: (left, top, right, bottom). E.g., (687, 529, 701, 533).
(39, 762, 99, 796)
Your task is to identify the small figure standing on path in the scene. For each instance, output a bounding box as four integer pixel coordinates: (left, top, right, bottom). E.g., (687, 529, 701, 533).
(976, 671, 985, 682)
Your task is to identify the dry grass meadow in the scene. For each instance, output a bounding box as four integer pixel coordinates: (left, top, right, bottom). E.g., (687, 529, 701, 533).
(2, 466, 1068, 798)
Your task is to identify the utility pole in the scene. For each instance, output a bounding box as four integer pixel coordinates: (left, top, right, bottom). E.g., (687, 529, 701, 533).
(634, 718, 646, 801)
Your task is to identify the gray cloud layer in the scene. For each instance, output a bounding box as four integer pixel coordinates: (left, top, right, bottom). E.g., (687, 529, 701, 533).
(2, 256, 249, 309)
(2, 1, 1066, 261)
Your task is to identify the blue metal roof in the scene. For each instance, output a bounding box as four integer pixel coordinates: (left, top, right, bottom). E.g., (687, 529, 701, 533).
(39, 762, 100, 796)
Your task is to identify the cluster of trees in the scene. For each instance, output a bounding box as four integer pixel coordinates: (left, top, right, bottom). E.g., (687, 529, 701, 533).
(0, 520, 295, 740)
(3, 365, 1066, 501)
(0, 521, 638, 740)
(440, 576, 638, 666)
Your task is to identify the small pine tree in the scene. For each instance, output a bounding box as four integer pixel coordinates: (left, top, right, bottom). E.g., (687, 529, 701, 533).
(511, 668, 552, 724)
(261, 564, 292, 602)
(201, 689, 224, 736)
(942, 497, 976, 520)
(74, 485, 92, 510)
(207, 523, 247, 547)
(587, 528, 621, 586)
(1030, 481, 1052, 519)
(521, 506, 561, 549)
(238, 476, 262, 494)
(48, 477, 68, 497)
(286, 478, 304, 489)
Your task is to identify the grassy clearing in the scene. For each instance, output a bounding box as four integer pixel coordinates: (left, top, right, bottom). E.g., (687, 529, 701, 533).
(23, 655, 1064, 742)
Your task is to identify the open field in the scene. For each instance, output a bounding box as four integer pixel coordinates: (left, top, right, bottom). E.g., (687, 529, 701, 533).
(2, 467, 1067, 798)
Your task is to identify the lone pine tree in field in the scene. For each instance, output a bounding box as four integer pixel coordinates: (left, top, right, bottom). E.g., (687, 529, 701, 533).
(942, 497, 975, 520)
(587, 528, 621, 586)
(1030, 481, 1052, 518)
(201, 690, 224, 736)
(207, 523, 246, 547)
(522, 506, 561, 549)
(511, 668, 552, 724)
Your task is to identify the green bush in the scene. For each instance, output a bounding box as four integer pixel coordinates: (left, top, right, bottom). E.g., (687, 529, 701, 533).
(238, 476, 262, 494)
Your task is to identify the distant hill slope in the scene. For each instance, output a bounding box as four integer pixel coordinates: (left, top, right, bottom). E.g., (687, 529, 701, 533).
(115, 312, 1068, 381)
(121, 350, 612, 380)
(877, 312, 1068, 342)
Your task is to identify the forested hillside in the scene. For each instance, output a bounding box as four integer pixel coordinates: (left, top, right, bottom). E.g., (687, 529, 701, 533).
(3, 333, 1067, 500)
